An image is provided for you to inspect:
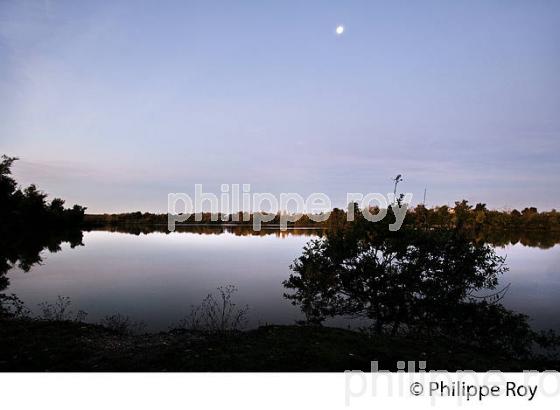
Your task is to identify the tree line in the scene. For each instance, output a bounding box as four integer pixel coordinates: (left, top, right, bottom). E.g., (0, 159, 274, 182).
(0, 155, 86, 234)
(85, 199, 560, 232)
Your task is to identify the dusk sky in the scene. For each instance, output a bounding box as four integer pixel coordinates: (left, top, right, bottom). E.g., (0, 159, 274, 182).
(1, 0, 559, 213)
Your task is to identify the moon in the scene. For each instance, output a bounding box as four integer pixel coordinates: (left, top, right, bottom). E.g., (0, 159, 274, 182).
(336, 25, 344, 35)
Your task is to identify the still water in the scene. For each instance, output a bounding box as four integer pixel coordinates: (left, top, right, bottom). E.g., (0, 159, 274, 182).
(6, 228, 560, 332)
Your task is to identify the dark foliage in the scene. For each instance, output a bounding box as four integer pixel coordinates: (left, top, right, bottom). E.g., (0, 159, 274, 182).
(284, 213, 558, 361)
(0, 155, 86, 234)
(0, 155, 85, 316)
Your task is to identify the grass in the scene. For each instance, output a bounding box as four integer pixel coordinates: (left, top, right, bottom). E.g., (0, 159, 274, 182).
(1, 318, 557, 371)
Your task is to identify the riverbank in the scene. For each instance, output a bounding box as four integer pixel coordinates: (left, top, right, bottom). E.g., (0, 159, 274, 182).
(1, 319, 557, 371)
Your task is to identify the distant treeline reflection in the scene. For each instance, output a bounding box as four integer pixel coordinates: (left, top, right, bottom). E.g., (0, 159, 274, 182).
(84, 220, 560, 249)
(87, 224, 324, 237)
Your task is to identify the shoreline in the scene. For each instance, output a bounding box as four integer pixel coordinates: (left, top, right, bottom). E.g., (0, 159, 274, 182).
(2, 318, 558, 372)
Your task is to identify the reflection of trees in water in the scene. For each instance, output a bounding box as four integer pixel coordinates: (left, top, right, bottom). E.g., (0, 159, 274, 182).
(284, 216, 558, 360)
(1, 154, 86, 313)
(473, 229, 560, 249)
(0, 229, 84, 294)
(87, 224, 324, 238)
(86, 222, 560, 248)
(0, 229, 84, 318)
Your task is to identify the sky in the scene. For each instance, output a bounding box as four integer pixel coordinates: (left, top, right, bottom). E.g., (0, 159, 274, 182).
(1, 0, 559, 213)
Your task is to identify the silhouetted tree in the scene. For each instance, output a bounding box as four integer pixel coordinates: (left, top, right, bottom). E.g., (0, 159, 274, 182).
(0, 155, 86, 234)
(284, 217, 558, 359)
(0, 155, 86, 317)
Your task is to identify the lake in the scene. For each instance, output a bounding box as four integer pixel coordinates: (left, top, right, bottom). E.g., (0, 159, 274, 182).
(5, 227, 560, 332)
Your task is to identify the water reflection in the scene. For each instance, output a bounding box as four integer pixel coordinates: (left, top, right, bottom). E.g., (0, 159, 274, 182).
(87, 224, 325, 238)
(2, 225, 560, 346)
(0, 229, 84, 318)
(0, 229, 84, 291)
(472, 229, 560, 249)
(283, 223, 559, 359)
(86, 223, 560, 248)
(3, 229, 310, 329)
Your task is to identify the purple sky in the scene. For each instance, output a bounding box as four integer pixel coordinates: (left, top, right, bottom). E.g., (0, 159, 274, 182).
(1, 0, 559, 213)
